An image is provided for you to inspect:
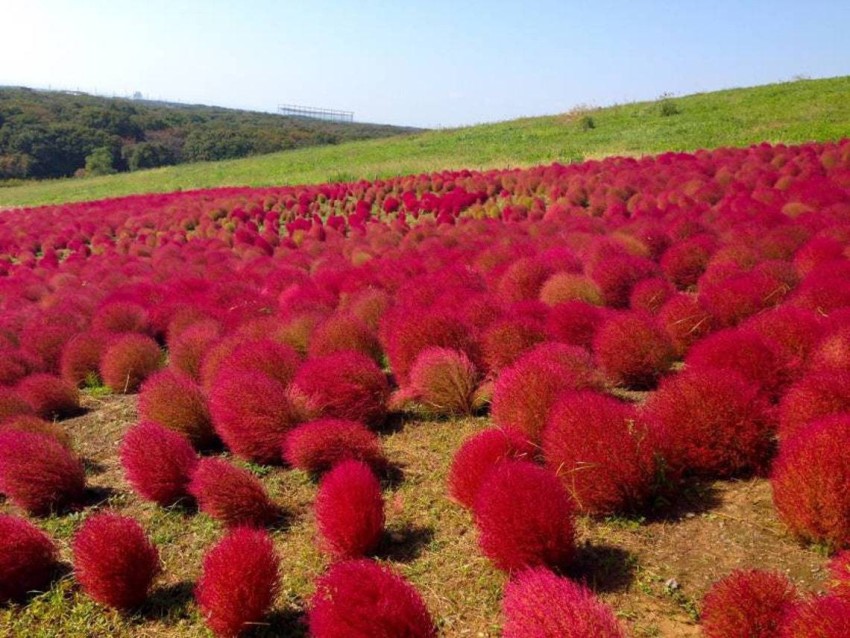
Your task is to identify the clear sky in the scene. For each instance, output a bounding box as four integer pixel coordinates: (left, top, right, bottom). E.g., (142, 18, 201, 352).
(2, 0, 849, 128)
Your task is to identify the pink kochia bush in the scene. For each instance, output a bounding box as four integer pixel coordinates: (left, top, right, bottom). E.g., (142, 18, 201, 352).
(0, 387, 34, 423)
(0, 514, 59, 603)
(282, 418, 385, 475)
(448, 427, 535, 509)
(307, 559, 436, 638)
(543, 391, 655, 515)
(405, 347, 480, 416)
(196, 527, 280, 638)
(315, 460, 385, 559)
(120, 421, 198, 506)
(0, 415, 73, 450)
(502, 568, 627, 638)
(208, 370, 302, 464)
(700, 569, 798, 638)
(780, 594, 850, 638)
(0, 431, 86, 515)
(99, 333, 162, 393)
(828, 550, 850, 601)
(473, 460, 575, 572)
(778, 369, 850, 440)
(189, 457, 278, 528)
(138, 369, 215, 448)
(72, 513, 161, 610)
(771, 415, 850, 549)
(593, 311, 675, 389)
(291, 351, 390, 426)
(15, 373, 80, 419)
(60, 331, 110, 387)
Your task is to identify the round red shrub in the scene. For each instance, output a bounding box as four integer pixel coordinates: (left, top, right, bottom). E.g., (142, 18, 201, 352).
(780, 595, 850, 638)
(543, 391, 655, 514)
(661, 236, 715, 289)
(502, 567, 627, 638)
(99, 333, 162, 393)
(699, 270, 789, 328)
(291, 351, 390, 426)
(0, 387, 35, 423)
(60, 331, 110, 387)
(539, 272, 603, 306)
(778, 370, 850, 440)
(630, 277, 675, 314)
(138, 369, 214, 447)
(497, 257, 553, 302)
(168, 319, 222, 381)
(211, 338, 302, 388)
(189, 457, 278, 528)
(0, 346, 30, 386)
(593, 312, 675, 389)
(196, 527, 280, 638)
(448, 427, 535, 509)
(491, 343, 606, 442)
(315, 460, 384, 560)
(0, 431, 85, 515)
(545, 301, 605, 349)
(16, 373, 80, 419)
(643, 368, 776, 478)
(658, 293, 715, 357)
(91, 301, 150, 334)
(208, 370, 302, 464)
(120, 421, 198, 506)
(700, 569, 798, 638)
(0, 415, 72, 450)
(810, 324, 850, 373)
(473, 460, 575, 572)
(72, 513, 160, 610)
(591, 254, 658, 308)
(0, 514, 59, 603)
(309, 313, 383, 364)
(406, 347, 479, 416)
(771, 416, 850, 549)
(828, 551, 850, 601)
(282, 418, 385, 475)
(745, 306, 822, 379)
(307, 559, 436, 638)
(480, 316, 547, 373)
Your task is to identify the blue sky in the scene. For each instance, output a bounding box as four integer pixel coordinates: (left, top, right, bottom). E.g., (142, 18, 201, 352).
(2, 0, 848, 128)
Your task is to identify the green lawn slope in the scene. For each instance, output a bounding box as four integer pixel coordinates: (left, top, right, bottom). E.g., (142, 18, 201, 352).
(2, 75, 849, 208)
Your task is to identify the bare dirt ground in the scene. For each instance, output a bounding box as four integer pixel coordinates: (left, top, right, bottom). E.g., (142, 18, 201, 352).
(1, 393, 828, 637)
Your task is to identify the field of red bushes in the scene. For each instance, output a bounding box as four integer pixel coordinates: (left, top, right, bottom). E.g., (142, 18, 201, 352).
(3, 139, 850, 636)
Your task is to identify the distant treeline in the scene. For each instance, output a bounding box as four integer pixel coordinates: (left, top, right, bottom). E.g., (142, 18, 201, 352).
(0, 87, 420, 180)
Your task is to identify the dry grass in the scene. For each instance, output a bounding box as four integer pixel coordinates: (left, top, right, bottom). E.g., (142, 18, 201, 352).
(0, 391, 829, 637)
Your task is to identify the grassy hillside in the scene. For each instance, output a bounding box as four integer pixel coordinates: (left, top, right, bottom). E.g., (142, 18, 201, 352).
(2, 75, 849, 208)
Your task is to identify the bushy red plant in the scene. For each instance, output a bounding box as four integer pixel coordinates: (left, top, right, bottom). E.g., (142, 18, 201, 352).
(315, 460, 384, 559)
(591, 253, 658, 308)
(473, 460, 575, 572)
(744, 306, 822, 379)
(0, 415, 72, 449)
(780, 594, 850, 638)
(491, 342, 606, 442)
(188, 457, 278, 528)
(658, 293, 715, 356)
(99, 333, 162, 393)
(120, 421, 198, 506)
(16, 373, 80, 419)
(309, 312, 384, 364)
(0, 387, 35, 423)
(72, 513, 160, 610)
(699, 270, 789, 328)
(660, 235, 715, 289)
(643, 368, 776, 478)
(0, 431, 85, 515)
(0, 345, 30, 386)
(448, 427, 535, 509)
(208, 369, 302, 463)
(497, 257, 553, 302)
(700, 569, 798, 638)
(809, 325, 850, 372)
(60, 331, 110, 387)
(0, 514, 59, 603)
(211, 338, 302, 388)
(195, 527, 280, 638)
(138, 369, 214, 447)
(629, 277, 675, 314)
(502, 567, 627, 638)
(480, 316, 547, 373)
(828, 550, 850, 601)
(307, 558, 436, 638)
(593, 311, 675, 389)
(778, 370, 850, 440)
(542, 391, 655, 514)
(545, 300, 605, 349)
(771, 415, 850, 549)
(291, 351, 390, 426)
(282, 418, 385, 475)
(405, 347, 480, 415)
(91, 301, 150, 334)
(538, 272, 603, 306)
(168, 319, 222, 381)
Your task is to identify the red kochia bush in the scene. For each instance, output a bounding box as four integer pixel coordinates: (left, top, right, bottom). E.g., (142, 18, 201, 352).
(167, 319, 222, 381)
(828, 551, 850, 601)
(99, 333, 162, 393)
(211, 338, 302, 388)
(700, 569, 798, 638)
(0, 387, 35, 423)
(189, 457, 278, 528)
(208, 369, 302, 464)
(406, 347, 479, 416)
(315, 460, 384, 559)
(282, 419, 385, 475)
(502, 567, 627, 638)
(591, 253, 658, 308)
(481, 316, 547, 373)
(658, 293, 715, 357)
(491, 343, 606, 442)
(196, 527, 280, 637)
(780, 595, 850, 638)
(72, 513, 160, 610)
(0, 514, 59, 603)
(448, 427, 535, 509)
(291, 351, 390, 426)
(309, 313, 384, 364)
(308, 559, 436, 638)
(643, 368, 776, 479)
(543, 391, 655, 515)
(545, 300, 605, 349)
(0, 415, 73, 449)
(473, 460, 575, 572)
(778, 370, 850, 440)
(138, 369, 215, 447)
(630, 277, 675, 314)
(0, 431, 85, 515)
(60, 331, 110, 387)
(16, 373, 81, 419)
(593, 312, 675, 389)
(91, 301, 150, 334)
(771, 416, 850, 549)
(120, 421, 198, 506)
